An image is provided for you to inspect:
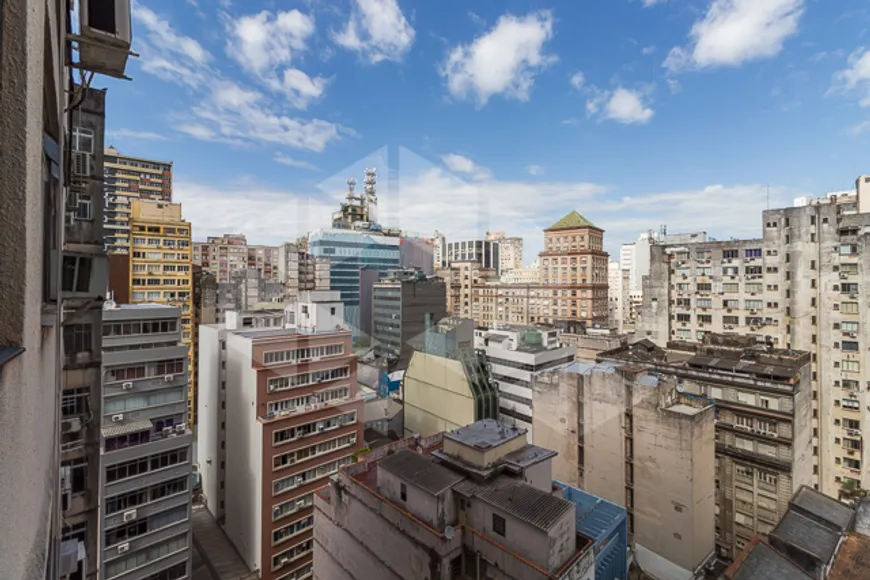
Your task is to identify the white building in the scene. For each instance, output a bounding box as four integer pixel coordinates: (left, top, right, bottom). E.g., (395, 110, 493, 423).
(473, 326, 575, 439)
(499, 259, 541, 284)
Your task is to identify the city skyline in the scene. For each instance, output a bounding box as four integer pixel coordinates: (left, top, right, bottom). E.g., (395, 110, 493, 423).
(99, 0, 870, 258)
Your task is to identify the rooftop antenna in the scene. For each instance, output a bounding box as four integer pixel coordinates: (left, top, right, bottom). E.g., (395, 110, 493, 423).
(346, 178, 357, 201)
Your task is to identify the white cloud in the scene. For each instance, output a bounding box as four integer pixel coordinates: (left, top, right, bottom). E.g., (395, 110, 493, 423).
(667, 78, 682, 94)
(132, 2, 212, 87)
(664, 0, 804, 72)
(227, 9, 315, 73)
(274, 153, 320, 170)
(849, 119, 870, 135)
(831, 48, 870, 108)
(107, 129, 167, 140)
(280, 68, 329, 109)
(441, 154, 492, 181)
(642, 45, 656, 55)
(569, 72, 585, 90)
(642, 0, 664, 6)
(332, 0, 416, 63)
(526, 164, 544, 176)
(585, 87, 654, 124)
(440, 11, 557, 106)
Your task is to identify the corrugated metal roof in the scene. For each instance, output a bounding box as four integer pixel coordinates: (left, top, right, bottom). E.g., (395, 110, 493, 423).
(477, 481, 574, 532)
(378, 449, 465, 495)
(101, 419, 153, 438)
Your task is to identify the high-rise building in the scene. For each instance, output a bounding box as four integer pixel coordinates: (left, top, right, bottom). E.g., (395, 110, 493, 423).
(59, 86, 110, 580)
(308, 229, 401, 335)
(498, 259, 541, 284)
(278, 241, 330, 302)
(433, 230, 447, 268)
(372, 269, 447, 371)
(597, 336, 814, 560)
(198, 292, 364, 580)
(445, 238, 501, 273)
(437, 260, 498, 320)
(487, 231, 524, 272)
(126, 200, 196, 423)
(314, 419, 613, 580)
(399, 236, 436, 275)
(638, 178, 870, 500)
(193, 234, 283, 283)
(607, 261, 624, 330)
(100, 303, 194, 580)
(103, 147, 173, 255)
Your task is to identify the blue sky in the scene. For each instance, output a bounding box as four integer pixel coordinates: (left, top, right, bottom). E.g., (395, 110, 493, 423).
(101, 0, 870, 261)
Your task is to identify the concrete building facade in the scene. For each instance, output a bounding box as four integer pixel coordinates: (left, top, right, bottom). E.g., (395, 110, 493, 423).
(499, 260, 540, 285)
(279, 241, 330, 302)
(437, 261, 498, 320)
(638, 180, 870, 500)
(193, 234, 282, 283)
(99, 304, 193, 580)
(433, 230, 446, 269)
(486, 231, 524, 272)
(200, 292, 364, 580)
(445, 239, 501, 274)
(103, 147, 173, 255)
(372, 270, 447, 371)
(473, 326, 575, 437)
(314, 420, 601, 580)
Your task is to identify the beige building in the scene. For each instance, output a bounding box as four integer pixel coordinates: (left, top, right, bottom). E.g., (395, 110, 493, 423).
(193, 233, 282, 283)
(437, 260, 497, 319)
(487, 231, 524, 272)
(499, 259, 541, 284)
(103, 147, 173, 255)
(598, 336, 814, 561)
(279, 241, 330, 301)
(532, 356, 716, 580)
(403, 318, 499, 437)
(314, 420, 598, 580)
(638, 177, 870, 500)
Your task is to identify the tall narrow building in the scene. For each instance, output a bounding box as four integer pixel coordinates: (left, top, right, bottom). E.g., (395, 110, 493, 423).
(103, 147, 173, 255)
(126, 200, 196, 423)
(193, 234, 283, 283)
(100, 303, 194, 580)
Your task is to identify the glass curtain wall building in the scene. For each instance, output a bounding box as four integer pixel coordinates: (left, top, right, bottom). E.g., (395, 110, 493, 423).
(308, 230, 400, 336)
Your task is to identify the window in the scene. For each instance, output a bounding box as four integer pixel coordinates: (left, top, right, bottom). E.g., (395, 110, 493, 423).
(400, 483, 407, 502)
(842, 341, 859, 352)
(698, 314, 712, 324)
(723, 316, 739, 325)
(492, 513, 506, 536)
(63, 324, 92, 355)
(697, 283, 712, 292)
(723, 283, 739, 293)
(62, 255, 93, 293)
(843, 360, 860, 373)
(676, 313, 691, 323)
(723, 249, 739, 259)
(841, 302, 859, 314)
(72, 127, 94, 153)
(744, 248, 762, 258)
(75, 193, 93, 220)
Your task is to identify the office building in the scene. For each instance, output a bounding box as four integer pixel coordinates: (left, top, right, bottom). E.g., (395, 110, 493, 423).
(199, 292, 364, 580)
(607, 261, 625, 330)
(487, 231, 524, 272)
(638, 178, 870, 499)
(59, 87, 110, 580)
(445, 238, 501, 273)
(372, 269, 447, 371)
(399, 236, 436, 275)
(473, 326, 575, 437)
(100, 303, 193, 580)
(433, 230, 446, 268)
(403, 318, 500, 437)
(308, 229, 401, 336)
(598, 336, 814, 560)
(725, 486, 868, 580)
(103, 147, 173, 255)
(279, 241, 330, 302)
(193, 234, 282, 283)
(314, 419, 605, 580)
(437, 260, 498, 320)
(126, 200, 197, 423)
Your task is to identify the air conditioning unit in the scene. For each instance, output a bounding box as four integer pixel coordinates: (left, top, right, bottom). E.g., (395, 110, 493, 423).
(117, 543, 130, 554)
(78, 0, 134, 78)
(295, 476, 304, 485)
(164, 374, 174, 382)
(162, 427, 172, 436)
(176, 424, 186, 433)
(122, 509, 137, 522)
(122, 382, 133, 390)
(72, 152, 91, 177)
(840, 273, 849, 279)
(111, 414, 124, 422)
(317, 425, 325, 432)
(62, 417, 82, 433)
(296, 500, 306, 508)
(850, 332, 857, 338)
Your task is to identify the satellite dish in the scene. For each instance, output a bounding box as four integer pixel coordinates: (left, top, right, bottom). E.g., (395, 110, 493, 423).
(445, 525, 455, 540)
(676, 383, 685, 393)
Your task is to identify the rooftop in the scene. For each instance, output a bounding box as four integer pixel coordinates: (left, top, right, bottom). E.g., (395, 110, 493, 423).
(443, 419, 526, 450)
(457, 478, 575, 533)
(828, 533, 870, 580)
(378, 449, 465, 495)
(727, 539, 811, 580)
(558, 482, 626, 546)
(770, 510, 841, 566)
(545, 210, 598, 231)
(790, 485, 854, 531)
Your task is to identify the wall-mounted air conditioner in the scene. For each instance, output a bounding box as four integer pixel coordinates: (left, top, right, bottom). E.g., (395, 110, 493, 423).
(122, 509, 137, 522)
(164, 374, 174, 382)
(122, 382, 133, 390)
(117, 543, 130, 554)
(78, 0, 134, 78)
(111, 414, 124, 422)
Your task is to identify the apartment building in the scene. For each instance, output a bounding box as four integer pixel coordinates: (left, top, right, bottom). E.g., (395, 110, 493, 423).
(201, 292, 364, 580)
(499, 259, 541, 285)
(215, 269, 285, 319)
(486, 231, 524, 272)
(598, 337, 814, 560)
(193, 234, 283, 283)
(532, 355, 717, 580)
(433, 230, 447, 268)
(639, 178, 870, 500)
(445, 238, 501, 273)
(372, 269, 447, 371)
(126, 200, 197, 423)
(308, 229, 401, 335)
(403, 318, 500, 437)
(279, 241, 330, 302)
(437, 260, 498, 319)
(314, 420, 605, 580)
(59, 87, 110, 580)
(100, 304, 193, 580)
(104, 147, 173, 255)
(473, 326, 575, 437)
(399, 236, 436, 275)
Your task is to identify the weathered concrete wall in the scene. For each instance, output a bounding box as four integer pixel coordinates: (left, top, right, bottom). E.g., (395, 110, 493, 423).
(531, 369, 580, 486)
